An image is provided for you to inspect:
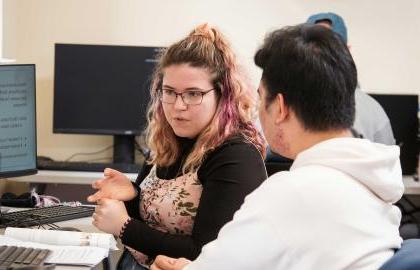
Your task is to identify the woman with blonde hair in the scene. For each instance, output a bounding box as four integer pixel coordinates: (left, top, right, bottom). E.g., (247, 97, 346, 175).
(87, 23, 267, 269)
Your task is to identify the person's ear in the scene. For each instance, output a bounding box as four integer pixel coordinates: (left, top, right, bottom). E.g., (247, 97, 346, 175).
(274, 93, 289, 124)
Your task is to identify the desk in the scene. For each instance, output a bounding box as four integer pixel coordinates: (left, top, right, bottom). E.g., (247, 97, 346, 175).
(10, 170, 138, 185)
(10, 171, 420, 195)
(8, 171, 137, 204)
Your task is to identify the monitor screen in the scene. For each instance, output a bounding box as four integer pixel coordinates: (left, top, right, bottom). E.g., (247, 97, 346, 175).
(370, 94, 419, 175)
(53, 44, 163, 163)
(0, 64, 37, 179)
(53, 44, 162, 135)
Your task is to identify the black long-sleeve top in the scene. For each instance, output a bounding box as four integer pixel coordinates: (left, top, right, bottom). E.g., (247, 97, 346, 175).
(121, 135, 267, 260)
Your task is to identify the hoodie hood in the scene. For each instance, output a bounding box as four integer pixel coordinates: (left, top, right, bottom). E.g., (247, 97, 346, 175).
(291, 137, 404, 203)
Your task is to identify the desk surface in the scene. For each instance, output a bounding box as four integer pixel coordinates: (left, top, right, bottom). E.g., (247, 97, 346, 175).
(10, 170, 138, 185)
(9, 170, 420, 195)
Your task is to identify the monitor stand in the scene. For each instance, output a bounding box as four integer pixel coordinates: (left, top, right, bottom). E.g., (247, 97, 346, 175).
(113, 135, 135, 164)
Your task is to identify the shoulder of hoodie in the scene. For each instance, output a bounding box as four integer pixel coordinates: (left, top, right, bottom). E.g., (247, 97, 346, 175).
(242, 165, 370, 218)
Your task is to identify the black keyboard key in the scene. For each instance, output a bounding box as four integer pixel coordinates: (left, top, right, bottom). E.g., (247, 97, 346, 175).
(0, 246, 51, 269)
(31, 249, 50, 266)
(0, 246, 17, 263)
(0, 247, 7, 258)
(14, 248, 33, 264)
(23, 249, 41, 264)
(5, 247, 26, 265)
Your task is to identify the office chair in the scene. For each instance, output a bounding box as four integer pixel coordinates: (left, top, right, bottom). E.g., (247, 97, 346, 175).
(379, 239, 420, 270)
(264, 147, 293, 176)
(397, 195, 420, 240)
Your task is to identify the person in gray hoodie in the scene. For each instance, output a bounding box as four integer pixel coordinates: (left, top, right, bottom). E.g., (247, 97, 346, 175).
(266, 12, 394, 163)
(306, 12, 395, 145)
(151, 24, 403, 270)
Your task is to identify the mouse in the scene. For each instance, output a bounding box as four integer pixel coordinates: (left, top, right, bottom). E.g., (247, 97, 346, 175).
(50, 226, 81, 232)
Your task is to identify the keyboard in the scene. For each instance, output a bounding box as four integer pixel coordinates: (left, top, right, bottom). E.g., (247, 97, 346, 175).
(0, 205, 94, 228)
(37, 158, 142, 173)
(0, 245, 51, 269)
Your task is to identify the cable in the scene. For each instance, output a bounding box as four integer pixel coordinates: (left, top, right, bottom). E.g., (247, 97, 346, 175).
(64, 137, 150, 163)
(80, 157, 113, 163)
(64, 145, 114, 162)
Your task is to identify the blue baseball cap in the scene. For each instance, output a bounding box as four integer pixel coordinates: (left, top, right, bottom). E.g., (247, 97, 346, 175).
(306, 12, 348, 44)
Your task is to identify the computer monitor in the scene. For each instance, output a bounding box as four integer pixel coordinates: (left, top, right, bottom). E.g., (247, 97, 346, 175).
(369, 94, 419, 175)
(53, 44, 163, 164)
(0, 64, 37, 179)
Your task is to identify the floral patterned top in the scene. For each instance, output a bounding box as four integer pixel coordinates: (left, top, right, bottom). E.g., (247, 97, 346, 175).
(127, 165, 203, 266)
(120, 136, 267, 267)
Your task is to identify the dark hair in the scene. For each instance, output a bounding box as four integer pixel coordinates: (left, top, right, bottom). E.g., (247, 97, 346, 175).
(254, 24, 357, 131)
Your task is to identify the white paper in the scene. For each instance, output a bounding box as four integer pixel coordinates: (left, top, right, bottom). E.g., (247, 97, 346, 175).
(4, 227, 117, 250)
(0, 235, 108, 266)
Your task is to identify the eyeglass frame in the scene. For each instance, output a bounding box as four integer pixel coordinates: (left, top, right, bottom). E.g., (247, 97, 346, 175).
(159, 88, 216, 105)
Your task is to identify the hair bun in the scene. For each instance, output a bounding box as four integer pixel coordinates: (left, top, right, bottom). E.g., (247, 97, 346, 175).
(190, 23, 216, 42)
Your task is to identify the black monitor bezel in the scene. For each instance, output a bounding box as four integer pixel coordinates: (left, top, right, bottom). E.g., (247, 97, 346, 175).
(52, 43, 159, 136)
(369, 93, 419, 175)
(0, 64, 38, 179)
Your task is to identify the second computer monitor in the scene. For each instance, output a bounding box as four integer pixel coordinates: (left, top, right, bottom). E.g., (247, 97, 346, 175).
(53, 44, 164, 164)
(370, 94, 419, 175)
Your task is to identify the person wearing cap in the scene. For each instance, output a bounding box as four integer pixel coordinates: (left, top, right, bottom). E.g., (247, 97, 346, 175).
(307, 12, 395, 145)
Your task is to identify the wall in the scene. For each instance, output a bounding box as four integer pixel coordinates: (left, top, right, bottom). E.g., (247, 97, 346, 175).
(3, 0, 420, 161)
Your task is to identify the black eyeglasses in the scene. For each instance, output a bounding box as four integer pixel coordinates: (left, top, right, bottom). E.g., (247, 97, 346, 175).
(160, 88, 215, 105)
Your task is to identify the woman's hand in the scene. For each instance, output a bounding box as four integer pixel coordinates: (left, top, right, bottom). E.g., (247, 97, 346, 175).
(151, 255, 191, 270)
(92, 198, 130, 236)
(87, 168, 137, 202)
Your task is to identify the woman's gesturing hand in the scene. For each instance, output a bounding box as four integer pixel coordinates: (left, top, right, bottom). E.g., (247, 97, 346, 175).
(87, 168, 137, 202)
